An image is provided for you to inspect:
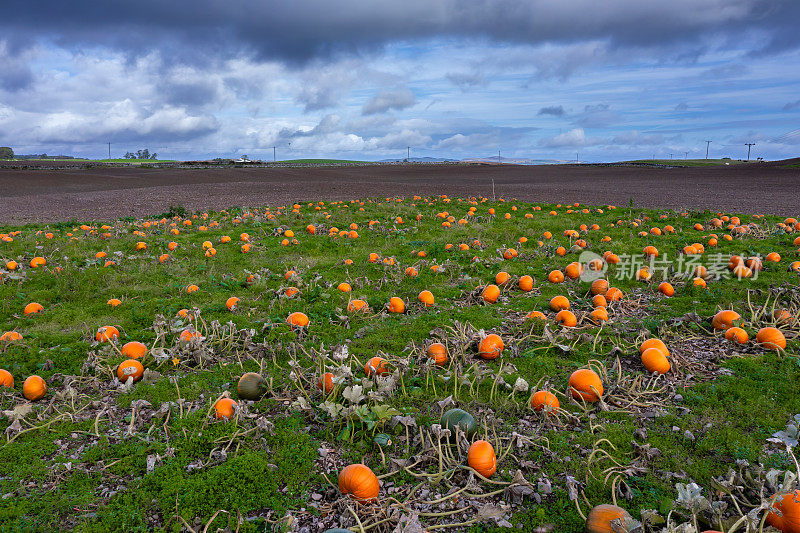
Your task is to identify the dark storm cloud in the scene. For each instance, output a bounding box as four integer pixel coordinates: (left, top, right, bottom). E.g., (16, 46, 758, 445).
(537, 106, 565, 117)
(0, 47, 33, 91)
(1, 1, 799, 66)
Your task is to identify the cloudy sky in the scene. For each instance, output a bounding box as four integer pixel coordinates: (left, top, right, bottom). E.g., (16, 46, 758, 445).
(1, 0, 799, 162)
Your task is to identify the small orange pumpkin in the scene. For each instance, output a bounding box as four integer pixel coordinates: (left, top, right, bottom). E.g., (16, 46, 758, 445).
(95, 326, 120, 342)
(24, 302, 44, 315)
(214, 398, 237, 419)
(549, 295, 570, 311)
(387, 297, 406, 313)
(756, 327, 786, 350)
(766, 489, 800, 533)
(418, 290, 435, 307)
(287, 312, 309, 329)
(467, 440, 497, 478)
(712, 310, 740, 331)
(530, 390, 559, 413)
(121, 341, 147, 359)
(318, 372, 335, 393)
(23, 375, 47, 401)
(555, 310, 577, 327)
(117, 359, 144, 382)
(338, 464, 379, 500)
(585, 504, 638, 533)
(725, 327, 749, 344)
(478, 334, 504, 359)
(641, 348, 670, 374)
(518, 275, 534, 292)
(0, 369, 14, 388)
(569, 369, 603, 402)
(365, 356, 390, 376)
(427, 343, 449, 365)
(481, 284, 500, 303)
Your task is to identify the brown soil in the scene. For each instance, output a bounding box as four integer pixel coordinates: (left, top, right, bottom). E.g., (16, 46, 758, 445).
(1, 161, 798, 224)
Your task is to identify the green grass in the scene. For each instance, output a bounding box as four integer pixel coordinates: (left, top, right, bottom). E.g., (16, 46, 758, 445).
(0, 199, 798, 531)
(623, 158, 751, 167)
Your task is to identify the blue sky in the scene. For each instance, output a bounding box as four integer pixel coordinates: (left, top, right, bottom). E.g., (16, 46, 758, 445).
(1, 1, 799, 162)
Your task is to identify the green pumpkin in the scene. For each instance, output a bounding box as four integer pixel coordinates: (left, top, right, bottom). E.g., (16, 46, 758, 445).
(237, 372, 267, 400)
(373, 433, 393, 447)
(440, 408, 477, 438)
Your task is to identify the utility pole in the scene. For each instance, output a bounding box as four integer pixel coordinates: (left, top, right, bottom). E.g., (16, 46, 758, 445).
(407, 146, 410, 161)
(273, 146, 276, 162)
(704, 140, 712, 159)
(684, 152, 689, 159)
(498, 149, 501, 164)
(108, 142, 111, 161)
(745, 143, 756, 161)
(669, 153, 673, 159)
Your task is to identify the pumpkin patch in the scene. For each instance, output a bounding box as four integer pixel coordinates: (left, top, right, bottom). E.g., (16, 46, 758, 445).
(0, 196, 798, 532)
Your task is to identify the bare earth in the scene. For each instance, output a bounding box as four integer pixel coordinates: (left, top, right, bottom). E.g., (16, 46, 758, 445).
(1, 161, 798, 224)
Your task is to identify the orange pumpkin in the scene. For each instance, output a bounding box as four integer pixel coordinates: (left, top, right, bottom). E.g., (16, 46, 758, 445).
(588, 307, 609, 324)
(592, 294, 607, 308)
(478, 334, 504, 359)
(548, 270, 564, 283)
(226, 296, 240, 310)
(95, 326, 120, 342)
(0, 331, 23, 342)
(121, 341, 147, 359)
(337, 282, 352, 292)
(590, 279, 609, 295)
(605, 287, 623, 301)
(467, 440, 497, 478)
(117, 359, 144, 382)
(756, 327, 786, 350)
(214, 398, 237, 419)
(555, 310, 577, 327)
(287, 312, 309, 329)
(338, 464, 380, 500)
(725, 327, 749, 344)
(641, 348, 670, 374)
(712, 310, 740, 330)
(569, 369, 603, 402)
(418, 290, 435, 307)
(348, 299, 370, 313)
(585, 504, 638, 533)
(549, 295, 570, 311)
(427, 343, 448, 365)
(565, 262, 583, 279)
(639, 338, 669, 357)
(0, 369, 14, 388)
(518, 275, 534, 292)
(658, 282, 674, 297)
(365, 356, 390, 376)
(530, 390, 559, 413)
(24, 302, 44, 315)
(318, 372, 335, 393)
(388, 297, 406, 313)
(23, 375, 47, 401)
(766, 490, 800, 533)
(482, 284, 500, 303)
(526, 310, 547, 321)
(495, 271, 511, 286)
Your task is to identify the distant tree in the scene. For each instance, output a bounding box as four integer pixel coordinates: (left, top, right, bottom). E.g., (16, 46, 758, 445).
(0, 147, 13, 159)
(125, 149, 157, 160)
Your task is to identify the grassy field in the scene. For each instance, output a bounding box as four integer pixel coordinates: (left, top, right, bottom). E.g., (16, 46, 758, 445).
(624, 158, 753, 167)
(0, 198, 799, 532)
